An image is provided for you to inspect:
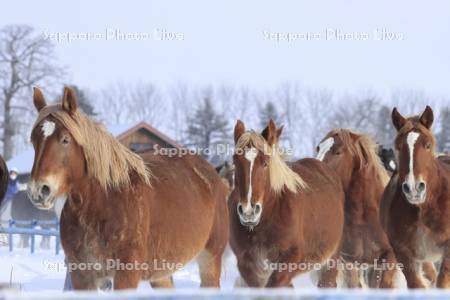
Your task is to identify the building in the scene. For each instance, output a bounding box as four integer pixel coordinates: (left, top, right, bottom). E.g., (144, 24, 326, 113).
(7, 122, 181, 179)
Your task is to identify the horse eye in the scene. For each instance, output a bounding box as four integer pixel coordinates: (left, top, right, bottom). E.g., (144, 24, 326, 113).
(61, 135, 70, 145)
(425, 143, 431, 150)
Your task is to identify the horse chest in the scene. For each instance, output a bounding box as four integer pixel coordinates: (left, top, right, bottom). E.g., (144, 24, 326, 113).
(415, 227, 443, 263)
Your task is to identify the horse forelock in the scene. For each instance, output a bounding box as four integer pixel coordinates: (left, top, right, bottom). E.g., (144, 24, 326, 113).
(331, 129, 389, 186)
(32, 105, 151, 191)
(235, 131, 307, 194)
(396, 119, 436, 156)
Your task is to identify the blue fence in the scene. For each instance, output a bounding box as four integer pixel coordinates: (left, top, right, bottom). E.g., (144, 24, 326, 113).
(0, 219, 60, 255)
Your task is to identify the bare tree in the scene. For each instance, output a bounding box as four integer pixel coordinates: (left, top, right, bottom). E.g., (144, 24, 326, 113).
(168, 82, 191, 141)
(98, 81, 164, 127)
(303, 88, 334, 155)
(0, 25, 65, 159)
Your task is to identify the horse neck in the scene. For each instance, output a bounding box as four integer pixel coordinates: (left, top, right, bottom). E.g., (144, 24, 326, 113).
(348, 167, 385, 203)
(67, 177, 111, 218)
(260, 188, 290, 224)
(421, 160, 448, 211)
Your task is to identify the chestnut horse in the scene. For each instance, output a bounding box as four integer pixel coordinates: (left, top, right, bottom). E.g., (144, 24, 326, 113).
(229, 120, 344, 287)
(28, 87, 229, 290)
(317, 129, 404, 288)
(0, 155, 7, 204)
(382, 106, 450, 288)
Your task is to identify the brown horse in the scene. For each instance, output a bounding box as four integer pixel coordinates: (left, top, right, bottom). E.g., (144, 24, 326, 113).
(382, 106, 450, 288)
(0, 155, 7, 204)
(317, 129, 404, 288)
(229, 120, 344, 288)
(28, 87, 229, 290)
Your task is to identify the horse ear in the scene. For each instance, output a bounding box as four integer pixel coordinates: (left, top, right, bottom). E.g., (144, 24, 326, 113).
(62, 87, 78, 115)
(419, 106, 434, 129)
(33, 87, 47, 112)
(276, 125, 284, 140)
(234, 120, 245, 144)
(392, 107, 406, 131)
(262, 119, 278, 145)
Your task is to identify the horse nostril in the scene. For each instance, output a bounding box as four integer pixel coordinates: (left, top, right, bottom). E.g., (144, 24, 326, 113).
(40, 184, 51, 198)
(402, 182, 411, 194)
(237, 204, 244, 215)
(254, 203, 261, 214)
(417, 182, 426, 192)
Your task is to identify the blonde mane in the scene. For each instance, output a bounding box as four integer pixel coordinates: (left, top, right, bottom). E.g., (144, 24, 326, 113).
(235, 131, 307, 194)
(330, 129, 389, 186)
(32, 104, 151, 191)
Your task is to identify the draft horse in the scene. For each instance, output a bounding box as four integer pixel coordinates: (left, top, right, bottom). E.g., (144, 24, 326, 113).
(0, 155, 7, 204)
(317, 129, 403, 288)
(28, 87, 229, 290)
(382, 106, 450, 288)
(229, 120, 344, 287)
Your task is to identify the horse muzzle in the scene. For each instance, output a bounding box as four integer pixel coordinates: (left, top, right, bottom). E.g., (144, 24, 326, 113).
(237, 202, 262, 228)
(27, 181, 56, 210)
(402, 180, 426, 205)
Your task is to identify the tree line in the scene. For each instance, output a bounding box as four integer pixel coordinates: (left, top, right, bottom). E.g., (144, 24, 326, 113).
(1, 24, 449, 165)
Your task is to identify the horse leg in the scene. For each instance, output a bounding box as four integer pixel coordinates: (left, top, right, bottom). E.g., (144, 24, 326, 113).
(265, 249, 303, 288)
(394, 250, 426, 288)
(113, 269, 141, 290)
(378, 248, 402, 288)
(422, 261, 437, 287)
(197, 250, 222, 288)
(150, 276, 174, 288)
(197, 194, 228, 288)
(236, 250, 271, 287)
(317, 255, 339, 288)
(436, 249, 450, 288)
(344, 265, 362, 288)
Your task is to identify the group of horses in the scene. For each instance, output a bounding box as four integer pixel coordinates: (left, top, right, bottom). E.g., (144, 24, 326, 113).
(7, 86, 450, 290)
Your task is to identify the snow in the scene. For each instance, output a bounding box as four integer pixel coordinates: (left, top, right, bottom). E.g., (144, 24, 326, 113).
(0, 243, 449, 299)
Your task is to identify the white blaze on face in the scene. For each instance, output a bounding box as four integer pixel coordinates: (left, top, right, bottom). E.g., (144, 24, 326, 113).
(317, 137, 334, 161)
(406, 131, 420, 187)
(41, 120, 56, 138)
(244, 148, 258, 213)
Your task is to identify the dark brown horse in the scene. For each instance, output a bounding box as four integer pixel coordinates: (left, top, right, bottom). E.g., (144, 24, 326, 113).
(317, 129, 404, 288)
(229, 120, 344, 288)
(216, 161, 234, 191)
(382, 106, 450, 288)
(28, 87, 229, 290)
(0, 155, 7, 204)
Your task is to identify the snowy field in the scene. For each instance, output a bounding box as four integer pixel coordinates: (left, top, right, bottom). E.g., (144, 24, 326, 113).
(0, 237, 449, 299)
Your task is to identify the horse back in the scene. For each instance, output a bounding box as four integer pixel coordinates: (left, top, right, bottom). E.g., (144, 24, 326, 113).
(290, 158, 344, 202)
(140, 152, 228, 201)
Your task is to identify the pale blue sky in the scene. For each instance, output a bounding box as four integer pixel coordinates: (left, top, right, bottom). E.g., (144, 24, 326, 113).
(1, 0, 450, 96)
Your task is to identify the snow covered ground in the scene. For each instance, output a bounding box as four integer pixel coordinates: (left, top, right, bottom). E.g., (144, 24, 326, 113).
(0, 238, 449, 299)
(0, 235, 316, 292)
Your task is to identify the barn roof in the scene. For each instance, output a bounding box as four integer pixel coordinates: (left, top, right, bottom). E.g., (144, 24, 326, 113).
(7, 122, 181, 175)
